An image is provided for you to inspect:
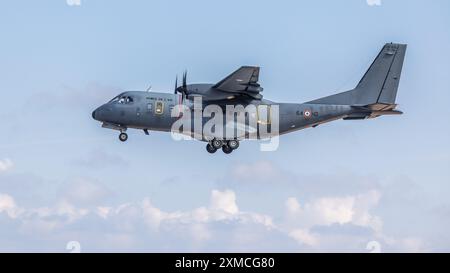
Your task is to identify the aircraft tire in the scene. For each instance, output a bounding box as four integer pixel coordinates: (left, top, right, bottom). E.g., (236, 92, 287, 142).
(212, 139, 223, 149)
(206, 144, 217, 154)
(227, 140, 239, 150)
(119, 132, 128, 142)
(222, 145, 233, 154)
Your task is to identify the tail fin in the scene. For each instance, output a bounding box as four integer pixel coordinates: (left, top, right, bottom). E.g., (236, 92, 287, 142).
(308, 43, 407, 107)
(355, 43, 407, 105)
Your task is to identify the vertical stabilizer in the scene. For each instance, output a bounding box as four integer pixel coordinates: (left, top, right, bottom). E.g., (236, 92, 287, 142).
(308, 43, 407, 106)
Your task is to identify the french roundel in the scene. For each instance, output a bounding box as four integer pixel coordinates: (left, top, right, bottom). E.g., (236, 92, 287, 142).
(303, 109, 312, 119)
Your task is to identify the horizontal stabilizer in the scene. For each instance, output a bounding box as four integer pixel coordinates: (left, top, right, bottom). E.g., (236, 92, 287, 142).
(344, 104, 403, 120)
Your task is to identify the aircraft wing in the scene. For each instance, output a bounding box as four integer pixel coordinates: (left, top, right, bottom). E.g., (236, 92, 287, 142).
(212, 66, 263, 99)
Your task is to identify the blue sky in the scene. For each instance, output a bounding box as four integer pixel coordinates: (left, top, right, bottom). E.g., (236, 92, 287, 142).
(0, 0, 450, 252)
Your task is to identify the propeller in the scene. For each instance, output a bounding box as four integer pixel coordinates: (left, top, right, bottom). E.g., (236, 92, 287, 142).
(174, 70, 188, 96)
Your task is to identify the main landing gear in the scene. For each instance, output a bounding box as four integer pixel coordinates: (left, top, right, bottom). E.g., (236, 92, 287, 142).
(206, 143, 217, 153)
(206, 139, 240, 154)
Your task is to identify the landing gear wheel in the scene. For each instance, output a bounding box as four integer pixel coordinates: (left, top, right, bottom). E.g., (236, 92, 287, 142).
(227, 140, 239, 150)
(222, 145, 233, 154)
(206, 144, 217, 154)
(119, 132, 128, 142)
(212, 139, 223, 149)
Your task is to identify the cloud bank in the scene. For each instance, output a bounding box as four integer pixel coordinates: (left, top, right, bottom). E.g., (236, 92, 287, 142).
(0, 185, 423, 252)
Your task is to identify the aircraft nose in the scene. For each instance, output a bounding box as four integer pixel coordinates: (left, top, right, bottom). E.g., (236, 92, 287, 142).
(92, 106, 102, 121)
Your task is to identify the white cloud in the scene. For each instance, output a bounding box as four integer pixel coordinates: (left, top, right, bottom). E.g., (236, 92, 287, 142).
(66, 0, 81, 6)
(141, 198, 169, 230)
(0, 188, 425, 252)
(0, 159, 428, 252)
(289, 229, 319, 247)
(0, 158, 13, 172)
(210, 189, 239, 215)
(55, 200, 89, 223)
(286, 197, 301, 214)
(283, 190, 384, 248)
(0, 193, 20, 218)
(0, 189, 272, 233)
(96, 206, 112, 219)
(307, 196, 355, 225)
(367, 0, 382, 6)
(286, 192, 380, 227)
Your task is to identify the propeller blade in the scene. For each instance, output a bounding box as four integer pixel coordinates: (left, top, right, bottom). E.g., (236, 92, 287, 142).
(179, 70, 187, 95)
(174, 75, 178, 94)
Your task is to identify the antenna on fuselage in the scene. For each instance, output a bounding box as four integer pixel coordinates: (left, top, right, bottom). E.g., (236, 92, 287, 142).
(146, 85, 152, 92)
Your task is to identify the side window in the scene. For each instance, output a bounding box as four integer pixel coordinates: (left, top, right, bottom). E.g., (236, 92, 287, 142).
(155, 101, 164, 115)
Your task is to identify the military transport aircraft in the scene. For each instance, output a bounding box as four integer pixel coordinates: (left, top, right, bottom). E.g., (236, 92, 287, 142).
(92, 43, 407, 154)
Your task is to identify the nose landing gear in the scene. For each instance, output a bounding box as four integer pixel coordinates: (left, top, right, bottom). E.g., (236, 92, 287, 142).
(119, 132, 128, 142)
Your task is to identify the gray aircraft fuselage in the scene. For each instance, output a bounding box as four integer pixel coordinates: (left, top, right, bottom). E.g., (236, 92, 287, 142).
(92, 91, 354, 136)
(92, 43, 407, 153)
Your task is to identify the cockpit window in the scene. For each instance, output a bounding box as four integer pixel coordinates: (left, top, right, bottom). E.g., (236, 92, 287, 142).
(109, 95, 120, 103)
(110, 95, 134, 104)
